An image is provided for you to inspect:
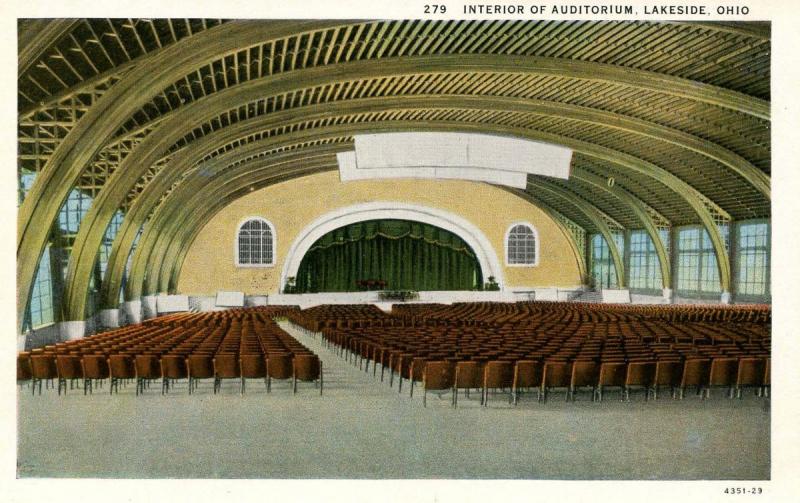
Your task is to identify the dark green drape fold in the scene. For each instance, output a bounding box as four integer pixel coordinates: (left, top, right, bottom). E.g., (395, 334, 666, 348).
(295, 219, 482, 292)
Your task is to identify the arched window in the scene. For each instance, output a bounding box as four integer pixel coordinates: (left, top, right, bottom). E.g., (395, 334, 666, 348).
(506, 223, 538, 266)
(236, 218, 275, 267)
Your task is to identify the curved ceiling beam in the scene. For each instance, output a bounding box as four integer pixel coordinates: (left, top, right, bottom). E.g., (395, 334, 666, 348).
(573, 172, 671, 289)
(102, 117, 734, 309)
(526, 179, 626, 288)
(52, 57, 751, 322)
(681, 21, 770, 40)
(18, 19, 81, 76)
(17, 19, 765, 327)
(75, 93, 768, 316)
(16, 19, 344, 332)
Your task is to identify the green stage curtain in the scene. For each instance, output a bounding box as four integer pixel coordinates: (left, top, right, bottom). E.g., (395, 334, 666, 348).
(294, 219, 483, 292)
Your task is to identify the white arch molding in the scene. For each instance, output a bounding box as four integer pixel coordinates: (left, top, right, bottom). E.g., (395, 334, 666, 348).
(281, 202, 505, 291)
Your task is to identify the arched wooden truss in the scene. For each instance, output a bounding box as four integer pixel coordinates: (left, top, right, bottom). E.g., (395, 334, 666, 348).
(17, 19, 770, 330)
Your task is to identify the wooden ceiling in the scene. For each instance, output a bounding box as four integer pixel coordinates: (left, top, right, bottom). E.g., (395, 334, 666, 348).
(16, 19, 771, 322)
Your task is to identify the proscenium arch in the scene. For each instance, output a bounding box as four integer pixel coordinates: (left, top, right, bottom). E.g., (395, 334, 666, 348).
(40, 55, 756, 323)
(281, 202, 503, 292)
(157, 169, 588, 299)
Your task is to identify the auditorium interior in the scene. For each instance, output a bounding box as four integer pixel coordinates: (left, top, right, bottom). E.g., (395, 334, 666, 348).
(15, 19, 773, 481)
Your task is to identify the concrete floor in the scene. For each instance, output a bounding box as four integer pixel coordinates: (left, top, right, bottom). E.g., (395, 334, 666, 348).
(17, 322, 770, 479)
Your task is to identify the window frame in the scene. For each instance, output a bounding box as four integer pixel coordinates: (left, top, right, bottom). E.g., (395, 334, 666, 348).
(504, 222, 539, 267)
(590, 233, 618, 289)
(734, 219, 770, 300)
(234, 217, 276, 268)
(627, 229, 662, 294)
(675, 225, 722, 298)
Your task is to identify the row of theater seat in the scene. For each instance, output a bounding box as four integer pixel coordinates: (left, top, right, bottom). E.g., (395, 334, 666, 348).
(287, 301, 770, 406)
(17, 307, 322, 396)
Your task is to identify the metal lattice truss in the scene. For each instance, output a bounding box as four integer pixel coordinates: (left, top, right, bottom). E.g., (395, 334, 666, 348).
(16, 19, 771, 328)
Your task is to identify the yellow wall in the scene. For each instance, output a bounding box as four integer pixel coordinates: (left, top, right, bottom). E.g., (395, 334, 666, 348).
(177, 172, 582, 295)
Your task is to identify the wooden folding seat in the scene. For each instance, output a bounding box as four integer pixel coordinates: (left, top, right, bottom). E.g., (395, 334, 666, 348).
(541, 360, 571, 403)
(453, 361, 484, 407)
(266, 352, 293, 392)
(569, 360, 599, 402)
(415, 361, 454, 407)
(210, 353, 240, 394)
(596, 361, 627, 401)
(55, 355, 84, 395)
(624, 361, 656, 401)
(238, 353, 267, 394)
(30, 354, 57, 395)
(735, 357, 766, 398)
(159, 355, 188, 394)
(108, 354, 135, 394)
(511, 360, 542, 405)
(135, 355, 161, 395)
(17, 353, 32, 385)
(678, 358, 711, 399)
(706, 357, 739, 398)
(186, 354, 216, 394)
(481, 360, 514, 407)
(292, 354, 322, 395)
(653, 358, 683, 400)
(407, 357, 429, 397)
(80, 355, 110, 395)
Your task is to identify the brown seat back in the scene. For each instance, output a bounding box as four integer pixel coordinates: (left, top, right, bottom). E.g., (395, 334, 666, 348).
(30, 355, 57, 379)
(709, 357, 739, 386)
(681, 358, 711, 387)
(454, 361, 483, 389)
(187, 354, 214, 379)
(267, 353, 293, 379)
(571, 360, 599, 388)
(655, 360, 682, 386)
(240, 354, 266, 378)
(736, 358, 766, 387)
(135, 355, 161, 379)
(293, 354, 320, 381)
(598, 362, 627, 387)
(81, 355, 110, 379)
(214, 354, 241, 378)
(160, 355, 188, 379)
(409, 357, 428, 381)
(423, 361, 455, 390)
(625, 361, 656, 387)
(513, 360, 542, 388)
(17, 353, 32, 380)
(56, 355, 83, 379)
(543, 361, 571, 387)
(483, 360, 514, 388)
(109, 355, 136, 379)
